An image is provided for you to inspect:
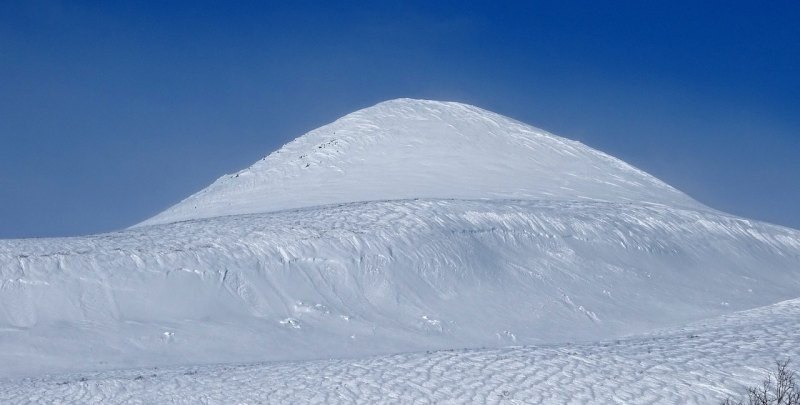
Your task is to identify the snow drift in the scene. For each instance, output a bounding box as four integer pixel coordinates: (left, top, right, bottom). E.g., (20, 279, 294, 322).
(1, 99, 799, 378)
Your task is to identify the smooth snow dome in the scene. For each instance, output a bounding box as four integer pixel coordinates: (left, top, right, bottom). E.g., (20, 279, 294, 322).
(137, 99, 704, 227)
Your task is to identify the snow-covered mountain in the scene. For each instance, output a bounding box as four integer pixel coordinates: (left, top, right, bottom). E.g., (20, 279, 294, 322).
(136, 99, 704, 227)
(1, 99, 799, 381)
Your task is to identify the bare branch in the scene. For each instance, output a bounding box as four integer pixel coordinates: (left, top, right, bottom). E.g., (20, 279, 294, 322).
(722, 360, 799, 405)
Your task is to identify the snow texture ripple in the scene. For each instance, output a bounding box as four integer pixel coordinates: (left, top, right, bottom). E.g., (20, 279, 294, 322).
(2, 298, 799, 404)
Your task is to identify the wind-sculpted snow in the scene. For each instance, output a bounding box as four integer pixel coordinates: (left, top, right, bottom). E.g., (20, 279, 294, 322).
(137, 99, 704, 227)
(2, 199, 799, 378)
(3, 298, 800, 404)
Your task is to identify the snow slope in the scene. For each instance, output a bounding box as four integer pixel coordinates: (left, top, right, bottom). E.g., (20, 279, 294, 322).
(1, 99, 799, 393)
(4, 298, 800, 404)
(136, 99, 704, 227)
(2, 199, 800, 378)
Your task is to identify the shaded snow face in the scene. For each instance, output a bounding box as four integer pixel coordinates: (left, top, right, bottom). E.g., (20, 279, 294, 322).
(136, 99, 704, 227)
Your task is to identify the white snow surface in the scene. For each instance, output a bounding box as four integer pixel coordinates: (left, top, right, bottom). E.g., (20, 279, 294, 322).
(136, 98, 704, 227)
(3, 298, 800, 404)
(2, 199, 800, 379)
(1, 99, 799, 402)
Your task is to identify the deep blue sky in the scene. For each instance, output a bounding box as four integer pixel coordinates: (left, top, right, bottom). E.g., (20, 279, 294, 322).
(1, 1, 798, 238)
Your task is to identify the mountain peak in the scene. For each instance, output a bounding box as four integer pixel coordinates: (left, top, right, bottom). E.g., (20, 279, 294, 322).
(136, 99, 702, 227)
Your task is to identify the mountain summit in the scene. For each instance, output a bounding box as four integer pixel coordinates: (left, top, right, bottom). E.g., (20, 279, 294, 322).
(137, 99, 702, 227)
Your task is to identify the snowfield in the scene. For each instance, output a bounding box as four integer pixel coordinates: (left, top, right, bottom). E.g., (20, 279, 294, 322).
(1, 99, 798, 402)
(3, 298, 800, 404)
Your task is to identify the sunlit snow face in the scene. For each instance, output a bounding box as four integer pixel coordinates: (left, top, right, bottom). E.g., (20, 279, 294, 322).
(137, 99, 702, 228)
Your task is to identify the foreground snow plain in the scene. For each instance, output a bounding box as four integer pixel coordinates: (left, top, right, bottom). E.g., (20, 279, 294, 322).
(4, 298, 799, 404)
(1, 99, 799, 402)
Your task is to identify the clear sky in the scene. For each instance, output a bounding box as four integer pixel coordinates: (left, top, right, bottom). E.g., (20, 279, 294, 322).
(1, 1, 798, 238)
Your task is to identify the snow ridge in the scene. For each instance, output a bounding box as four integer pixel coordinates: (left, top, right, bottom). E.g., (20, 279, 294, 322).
(2, 199, 799, 377)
